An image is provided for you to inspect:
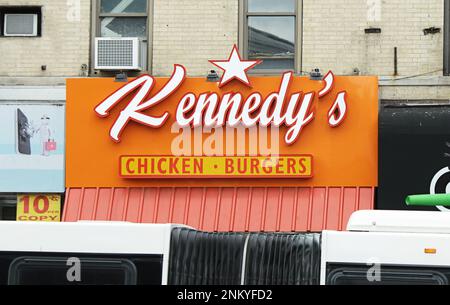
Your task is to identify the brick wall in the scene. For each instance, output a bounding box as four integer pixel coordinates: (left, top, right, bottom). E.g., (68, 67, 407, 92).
(151, 0, 444, 78)
(1, 0, 448, 100)
(0, 0, 90, 77)
(302, 0, 444, 77)
(152, 0, 238, 77)
(1, 0, 445, 79)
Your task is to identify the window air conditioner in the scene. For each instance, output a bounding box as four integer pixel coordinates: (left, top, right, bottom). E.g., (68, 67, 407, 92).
(4, 14, 38, 37)
(95, 37, 144, 71)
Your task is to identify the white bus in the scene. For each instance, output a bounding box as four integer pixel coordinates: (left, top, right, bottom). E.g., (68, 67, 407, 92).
(0, 222, 180, 285)
(321, 210, 450, 285)
(0, 210, 449, 285)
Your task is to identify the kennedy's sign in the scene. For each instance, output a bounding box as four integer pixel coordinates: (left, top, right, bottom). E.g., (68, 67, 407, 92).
(95, 46, 345, 146)
(66, 46, 378, 187)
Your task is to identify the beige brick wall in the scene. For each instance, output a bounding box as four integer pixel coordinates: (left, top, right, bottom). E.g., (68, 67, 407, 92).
(380, 85, 450, 100)
(302, 0, 444, 77)
(152, 0, 238, 77)
(0, 0, 90, 77)
(151, 0, 444, 80)
(1, 0, 448, 100)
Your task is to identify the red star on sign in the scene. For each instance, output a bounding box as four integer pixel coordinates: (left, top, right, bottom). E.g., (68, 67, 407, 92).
(209, 45, 262, 88)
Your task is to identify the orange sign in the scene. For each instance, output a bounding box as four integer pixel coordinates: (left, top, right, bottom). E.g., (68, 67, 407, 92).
(66, 71, 378, 188)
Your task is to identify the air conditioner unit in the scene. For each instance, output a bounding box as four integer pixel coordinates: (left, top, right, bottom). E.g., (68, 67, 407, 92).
(4, 14, 38, 37)
(95, 37, 144, 71)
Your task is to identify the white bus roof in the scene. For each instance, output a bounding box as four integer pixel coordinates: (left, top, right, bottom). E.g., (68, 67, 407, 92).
(348, 210, 450, 234)
(0, 221, 187, 254)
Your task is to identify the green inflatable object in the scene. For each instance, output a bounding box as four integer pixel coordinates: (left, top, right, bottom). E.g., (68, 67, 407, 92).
(406, 194, 450, 207)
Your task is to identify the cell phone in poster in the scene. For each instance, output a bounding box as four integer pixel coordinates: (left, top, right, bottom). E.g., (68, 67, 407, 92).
(0, 104, 65, 193)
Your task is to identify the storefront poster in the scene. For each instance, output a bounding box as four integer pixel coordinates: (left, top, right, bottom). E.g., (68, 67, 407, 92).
(0, 103, 65, 192)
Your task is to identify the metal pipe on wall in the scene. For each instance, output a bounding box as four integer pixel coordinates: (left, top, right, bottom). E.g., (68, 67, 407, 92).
(444, 0, 450, 76)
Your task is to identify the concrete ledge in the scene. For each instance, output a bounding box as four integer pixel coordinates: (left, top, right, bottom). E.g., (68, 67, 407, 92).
(0, 77, 70, 86)
(381, 99, 450, 106)
(379, 76, 450, 86)
(0, 86, 66, 101)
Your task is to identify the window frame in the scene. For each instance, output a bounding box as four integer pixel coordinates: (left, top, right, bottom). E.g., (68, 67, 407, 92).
(240, 0, 302, 75)
(97, 0, 148, 38)
(90, 0, 153, 75)
(326, 264, 449, 285)
(8, 256, 138, 285)
(0, 6, 42, 38)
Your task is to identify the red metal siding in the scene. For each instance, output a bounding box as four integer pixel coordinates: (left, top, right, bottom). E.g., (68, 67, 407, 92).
(63, 187, 375, 232)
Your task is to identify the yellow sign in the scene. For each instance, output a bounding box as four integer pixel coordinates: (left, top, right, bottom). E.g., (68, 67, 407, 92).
(17, 194, 61, 222)
(120, 155, 313, 178)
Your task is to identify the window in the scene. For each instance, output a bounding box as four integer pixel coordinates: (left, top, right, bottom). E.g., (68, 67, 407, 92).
(0, 6, 41, 37)
(0, 252, 162, 285)
(93, 0, 150, 73)
(242, 0, 299, 73)
(9, 257, 138, 285)
(0, 194, 17, 221)
(327, 264, 449, 285)
(98, 0, 148, 38)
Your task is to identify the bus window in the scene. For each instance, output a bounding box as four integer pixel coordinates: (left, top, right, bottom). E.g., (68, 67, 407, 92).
(327, 265, 448, 285)
(8, 257, 137, 285)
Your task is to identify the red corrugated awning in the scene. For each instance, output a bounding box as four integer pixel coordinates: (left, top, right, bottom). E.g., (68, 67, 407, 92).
(63, 187, 374, 232)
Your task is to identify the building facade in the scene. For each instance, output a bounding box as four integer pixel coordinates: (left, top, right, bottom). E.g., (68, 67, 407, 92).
(1, 0, 450, 98)
(0, 0, 449, 225)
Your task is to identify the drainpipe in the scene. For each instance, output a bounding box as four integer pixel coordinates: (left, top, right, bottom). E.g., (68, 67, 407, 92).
(394, 47, 398, 76)
(444, 0, 450, 76)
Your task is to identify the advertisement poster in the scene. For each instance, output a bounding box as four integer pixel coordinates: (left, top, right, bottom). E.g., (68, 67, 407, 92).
(16, 194, 61, 222)
(0, 103, 65, 192)
(378, 106, 450, 212)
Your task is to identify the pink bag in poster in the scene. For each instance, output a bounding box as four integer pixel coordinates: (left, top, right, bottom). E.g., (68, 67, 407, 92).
(45, 140, 57, 151)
